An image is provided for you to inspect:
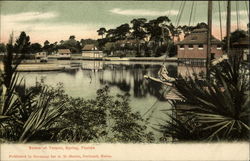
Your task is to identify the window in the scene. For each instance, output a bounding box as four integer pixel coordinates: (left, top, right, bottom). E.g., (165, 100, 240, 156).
(217, 44, 222, 50)
(188, 45, 193, 50)
(179, 45, 184, 50)
(198, 44, 203, 50)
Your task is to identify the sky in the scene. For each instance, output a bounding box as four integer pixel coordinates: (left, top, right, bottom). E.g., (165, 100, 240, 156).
(0, 1, 249, 44)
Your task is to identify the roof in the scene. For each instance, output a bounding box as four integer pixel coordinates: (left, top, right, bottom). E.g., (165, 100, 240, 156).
(58, 49, 71, 54)
(176, 28, 222, 45)
(82, 44, 98, 51)
(232, 37, 249, 46)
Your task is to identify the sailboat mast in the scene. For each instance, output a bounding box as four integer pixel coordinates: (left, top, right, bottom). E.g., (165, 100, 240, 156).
(226, 0, 231, 54)
(206, 0, 212, 78)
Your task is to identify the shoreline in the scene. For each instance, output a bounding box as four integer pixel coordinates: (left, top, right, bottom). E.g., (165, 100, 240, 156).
(73, 56, 178, 62)
(0, 57, 178, 72)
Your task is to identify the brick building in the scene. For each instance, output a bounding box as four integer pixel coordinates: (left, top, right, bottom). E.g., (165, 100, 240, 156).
(176, 28, 223, 64)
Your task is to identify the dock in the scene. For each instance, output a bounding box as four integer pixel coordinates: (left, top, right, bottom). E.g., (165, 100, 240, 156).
(16, 64, 64, 72)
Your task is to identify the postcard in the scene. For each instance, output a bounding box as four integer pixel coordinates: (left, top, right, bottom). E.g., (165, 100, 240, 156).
(0, 0, 249, 161)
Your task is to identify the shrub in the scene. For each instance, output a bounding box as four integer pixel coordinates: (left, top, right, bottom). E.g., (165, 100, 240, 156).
(160, 56, 250, 141)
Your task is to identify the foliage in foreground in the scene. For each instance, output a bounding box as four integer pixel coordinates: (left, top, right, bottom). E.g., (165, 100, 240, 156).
(160, 57, 250, 142)
(1, 81, 154, 143)
(54, 86, 154, 143)
(0, 33, 64, 143)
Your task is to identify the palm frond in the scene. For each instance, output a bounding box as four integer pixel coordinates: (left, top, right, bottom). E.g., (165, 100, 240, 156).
(161, 57, 250, 141)
(19, 87, 64, 143)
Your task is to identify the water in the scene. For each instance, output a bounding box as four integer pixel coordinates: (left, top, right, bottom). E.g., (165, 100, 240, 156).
(20, 60, 178, 129)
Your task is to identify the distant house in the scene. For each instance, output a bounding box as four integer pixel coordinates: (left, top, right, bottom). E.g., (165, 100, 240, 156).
(57, 49, 71, 59)
(176, 28, 223, 64)
(35, 52, 47, 59)
(82, 44, 103, 59)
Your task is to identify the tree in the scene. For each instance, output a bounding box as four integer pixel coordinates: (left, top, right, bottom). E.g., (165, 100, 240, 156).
(76, 41, 82, 53)
(97, 38, 108, 50)
(0, 43, 6, 53)
(80, 39, 98, 47)
(145, 16, 171, 43)
(222, 29, 248, 50)
(106, 29, 117, 42)
(130, 18, 147, 56)
(60, 40, 64, 44)
(195, 22, 208, 29)
(14, 31, 31, 55)
(131, 18, 147, 40)
(181, 22, 208, 37)
(69, 35, 75, 40)
(30, 43, 42, 53)
(44, 40, 50, 46)
(43, 40, 58, 54)
(55, 86, 154, 143)
(3, 33, 16, 88)
(116, 23, 130, 40)
(97, 27, 107, 39)
(43, 40, 52, 54)
(144, 16, 172, 56)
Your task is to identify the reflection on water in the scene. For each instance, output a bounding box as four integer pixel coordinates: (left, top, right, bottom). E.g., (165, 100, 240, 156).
(20, 61, 207, 110)
(21, 60, 176, 101)
(20, 60, 179, 131)
(79, 61, 177, 97)
(19, 60, 208, 136)
(98, 63, 171, 101)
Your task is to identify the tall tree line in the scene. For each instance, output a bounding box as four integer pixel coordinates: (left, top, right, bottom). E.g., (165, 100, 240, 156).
(96, 17, 210, 57)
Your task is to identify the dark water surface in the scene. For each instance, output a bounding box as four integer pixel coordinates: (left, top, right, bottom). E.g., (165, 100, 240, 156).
(20, 60, 178, 128)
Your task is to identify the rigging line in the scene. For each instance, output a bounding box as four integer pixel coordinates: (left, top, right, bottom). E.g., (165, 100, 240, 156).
(218, 1, 223, 40)
(142, 98, 159, 117)
(176, 0, 186, 27)
(236, 1, 239, 30)
(178, 1, 186, 26)
(222, 1, 227, 37)
(238, 1, 241, 29)
(192, 1, 197, 26)
(223, 1, 227, 17)
(143, 28, 175, 118)
(143, 1, 181, 119)
(188, 1, 195, 26)
(143, 30, 175, 118)
(175, 1, 184, 26)
(144, 0, 189, 120)
(245, 0, 249, 20)
(142, 86, 170, 118)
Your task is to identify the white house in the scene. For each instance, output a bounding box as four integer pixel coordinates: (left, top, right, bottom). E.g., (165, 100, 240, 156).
(35, 52, 47, 59)
(57, 49, 71, 59)
(82, 44, 103, 59)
